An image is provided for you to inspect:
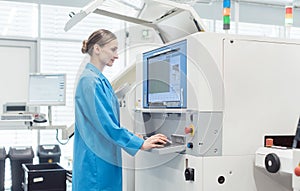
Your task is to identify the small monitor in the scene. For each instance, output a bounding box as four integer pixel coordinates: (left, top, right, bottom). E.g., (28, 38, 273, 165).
(143, 40, 187, 108)
(28, 73, 66, 106)
(3, 102, 28, 113)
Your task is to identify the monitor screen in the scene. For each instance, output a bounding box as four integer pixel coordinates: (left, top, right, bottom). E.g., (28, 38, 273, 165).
(28, 73, 66, 106)
(143, 40, 187, 108)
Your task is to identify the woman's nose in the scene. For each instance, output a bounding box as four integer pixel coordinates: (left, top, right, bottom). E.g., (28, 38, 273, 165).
(114, 52, 119, 59)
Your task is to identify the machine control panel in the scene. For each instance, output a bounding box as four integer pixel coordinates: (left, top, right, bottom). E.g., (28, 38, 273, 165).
(184, 112, 223, 156)
(134, 110, 223, 156)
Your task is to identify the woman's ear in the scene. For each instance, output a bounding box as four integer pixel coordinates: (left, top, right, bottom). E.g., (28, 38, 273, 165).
(93, 44, 101, 55)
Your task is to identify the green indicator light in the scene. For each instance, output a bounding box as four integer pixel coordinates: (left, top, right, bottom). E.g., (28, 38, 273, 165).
(223, 16, 230, 24)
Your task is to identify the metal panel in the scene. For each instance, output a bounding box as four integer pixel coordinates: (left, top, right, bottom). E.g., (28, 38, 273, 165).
(223, 38, 300, 155)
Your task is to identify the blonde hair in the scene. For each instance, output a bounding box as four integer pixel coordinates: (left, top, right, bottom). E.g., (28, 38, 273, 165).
(81, 29, 117, 55)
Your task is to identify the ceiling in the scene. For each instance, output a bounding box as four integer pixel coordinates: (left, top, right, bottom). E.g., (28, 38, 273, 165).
(5, 0, 299, 7)
(5, 0, 300, 7)
(6, 0, 92, 7)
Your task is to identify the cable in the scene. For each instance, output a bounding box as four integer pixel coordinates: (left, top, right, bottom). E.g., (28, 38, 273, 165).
(56, 129, 70, 145)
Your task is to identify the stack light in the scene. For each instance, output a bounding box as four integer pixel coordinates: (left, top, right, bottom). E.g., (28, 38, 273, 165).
(223, 0, 231, 30)
(285, 6, 293, 26)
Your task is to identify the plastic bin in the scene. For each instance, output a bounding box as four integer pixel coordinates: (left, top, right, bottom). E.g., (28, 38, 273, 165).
(22, 163, 66, 191)
(37, 144, 61, 164)
(0, 147, 6, 191)
(8, 146, 34, 191)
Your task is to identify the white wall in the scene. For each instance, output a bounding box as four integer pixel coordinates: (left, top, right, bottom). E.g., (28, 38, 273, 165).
(0, 39, 36, 115)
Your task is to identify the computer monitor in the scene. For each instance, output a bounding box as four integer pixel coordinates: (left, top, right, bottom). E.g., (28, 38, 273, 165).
(28, 73, 66, 106)
(143, 40, 187, 108)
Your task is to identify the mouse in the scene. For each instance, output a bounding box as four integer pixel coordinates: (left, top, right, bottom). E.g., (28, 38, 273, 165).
(33, 113, 47, 123)
(33, 118, 47, 123)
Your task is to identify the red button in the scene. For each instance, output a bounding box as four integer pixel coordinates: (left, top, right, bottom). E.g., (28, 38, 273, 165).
(265, 138, 273, 147)
(294, 166, 300, 176)
(185, 127, 193, 134)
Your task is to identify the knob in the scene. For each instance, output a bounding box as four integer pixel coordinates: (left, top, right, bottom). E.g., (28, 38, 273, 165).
(218, 176, 225, 184)
(187, 142, 193, 149)
(265, 153, 280, 173)
(184, 168, 195, 181)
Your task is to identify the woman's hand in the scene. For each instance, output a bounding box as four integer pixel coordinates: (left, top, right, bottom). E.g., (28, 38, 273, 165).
(141, 134, 168, 150)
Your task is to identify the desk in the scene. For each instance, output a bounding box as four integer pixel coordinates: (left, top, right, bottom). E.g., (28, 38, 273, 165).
(0, 120, 66, 130)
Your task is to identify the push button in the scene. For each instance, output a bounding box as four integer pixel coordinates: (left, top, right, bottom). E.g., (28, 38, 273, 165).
(294, 165, 300, 176)
(184, 127, 193, 134)
(187, 142, 193, 149)
(184, 124, 195, 136)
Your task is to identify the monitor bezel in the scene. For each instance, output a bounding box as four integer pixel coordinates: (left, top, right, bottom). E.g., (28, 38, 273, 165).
(143, 39, 187, 109)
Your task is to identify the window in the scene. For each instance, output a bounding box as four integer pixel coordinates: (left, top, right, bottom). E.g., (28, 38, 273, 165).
(0, 1, 38, 38)
(39, 4, 126, 160)
(290, 27, 300, 39)
(238, 22, 283, 38)
(0, 2, 126, 190)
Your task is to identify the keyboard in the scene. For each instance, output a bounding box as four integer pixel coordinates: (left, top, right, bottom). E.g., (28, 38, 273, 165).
(1, 113, 33, 121)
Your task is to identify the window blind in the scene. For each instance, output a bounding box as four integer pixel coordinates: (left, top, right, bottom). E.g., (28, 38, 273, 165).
(0, 1, 37, 38)
(39, 4, 126, 159)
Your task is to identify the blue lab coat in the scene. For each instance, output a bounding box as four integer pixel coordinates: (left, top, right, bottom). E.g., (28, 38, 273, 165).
(73, 63, 144, 191)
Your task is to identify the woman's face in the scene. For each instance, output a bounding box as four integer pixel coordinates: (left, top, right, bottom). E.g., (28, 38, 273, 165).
(98, 39, 118, 67)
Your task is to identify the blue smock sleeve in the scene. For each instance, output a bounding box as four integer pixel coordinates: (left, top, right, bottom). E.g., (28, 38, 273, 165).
(75, 75, 144, 158)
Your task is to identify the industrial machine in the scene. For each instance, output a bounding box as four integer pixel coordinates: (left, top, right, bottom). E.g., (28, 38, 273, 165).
(255, 119, 300, 191)
(65, 0, 300, 190)
(131, 32, 300, 191)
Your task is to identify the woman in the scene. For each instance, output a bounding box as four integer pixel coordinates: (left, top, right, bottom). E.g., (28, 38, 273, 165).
(73, 29, 168, 191)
